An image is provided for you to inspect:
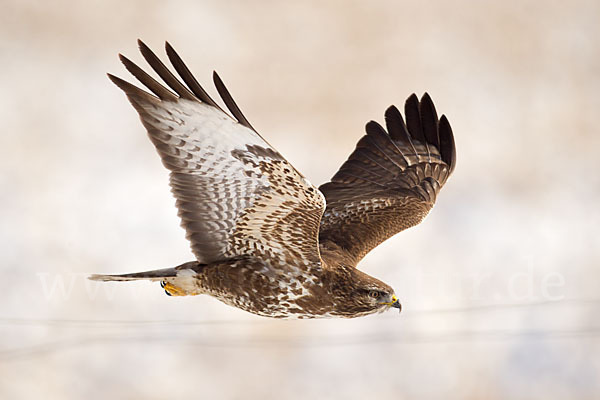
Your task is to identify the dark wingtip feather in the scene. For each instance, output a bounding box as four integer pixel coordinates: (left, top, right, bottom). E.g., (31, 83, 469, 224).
(399, 93, 455, 174)
(118, 53, 178, 101)
(107, 73, 154, 99)
(212, 71, 256, 131)
(107, 72, 122, 85)
(419, 92, 440, 148)
(384, 105, 416, 152)
(136, 40, 196, 101)
(404, 94, 426, 143)
(438, 115, 456, 173)
(107, 73, 131, 93)
(164, 42, 221, 108)
(365, 120, 387, 137)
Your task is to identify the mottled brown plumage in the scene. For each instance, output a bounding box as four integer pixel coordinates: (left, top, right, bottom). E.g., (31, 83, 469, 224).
(89, 40, 456, 319)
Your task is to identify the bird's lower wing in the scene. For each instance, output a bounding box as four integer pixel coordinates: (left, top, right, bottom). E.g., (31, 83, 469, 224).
(109, 41, 325, 268)
(318, 93, 456, 266)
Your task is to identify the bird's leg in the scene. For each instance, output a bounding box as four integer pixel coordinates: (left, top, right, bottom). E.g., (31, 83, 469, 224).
(161, 280, 192, 296)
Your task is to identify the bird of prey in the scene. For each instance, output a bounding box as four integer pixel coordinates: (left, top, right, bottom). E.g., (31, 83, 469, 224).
(90, 40, 456, 319)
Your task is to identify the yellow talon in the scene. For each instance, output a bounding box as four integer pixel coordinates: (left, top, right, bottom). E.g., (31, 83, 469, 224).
(163, 282, 187, 296)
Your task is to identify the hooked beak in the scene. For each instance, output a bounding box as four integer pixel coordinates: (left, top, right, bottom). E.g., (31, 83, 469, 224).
(391, 295, 401, 312)
(382, 295, 402, 313)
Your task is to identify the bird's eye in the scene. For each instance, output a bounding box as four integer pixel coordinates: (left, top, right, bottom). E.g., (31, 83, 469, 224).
(368, 290, 380, 299)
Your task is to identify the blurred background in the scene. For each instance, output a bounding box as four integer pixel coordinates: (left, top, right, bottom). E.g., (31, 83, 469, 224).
(1, 0, 599, 398)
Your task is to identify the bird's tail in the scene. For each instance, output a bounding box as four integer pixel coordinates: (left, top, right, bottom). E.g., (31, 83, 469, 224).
(88, 267, 178, 282)
(88, 261, 202, 296)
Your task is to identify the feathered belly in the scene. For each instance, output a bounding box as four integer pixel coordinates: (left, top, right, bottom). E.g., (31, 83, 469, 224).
(177, 260, 330, 318)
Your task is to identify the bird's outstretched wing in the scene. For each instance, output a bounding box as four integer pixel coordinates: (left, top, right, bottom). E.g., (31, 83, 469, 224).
(109, 40, 325, 268)
(318, 94, 456, 266)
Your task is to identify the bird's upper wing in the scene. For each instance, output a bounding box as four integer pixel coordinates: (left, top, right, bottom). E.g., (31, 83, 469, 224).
(109, 40, 325, 268)
(318, 94, 456, 266)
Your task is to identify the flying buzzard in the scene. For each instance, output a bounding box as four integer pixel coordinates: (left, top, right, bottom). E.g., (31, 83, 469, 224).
(90, 40, 456, 319)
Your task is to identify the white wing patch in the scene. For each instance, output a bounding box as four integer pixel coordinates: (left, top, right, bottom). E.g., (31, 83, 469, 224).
(110, 48, 326, 270)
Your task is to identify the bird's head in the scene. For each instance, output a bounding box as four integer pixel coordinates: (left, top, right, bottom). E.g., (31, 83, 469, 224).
(328, 265, 401, 317)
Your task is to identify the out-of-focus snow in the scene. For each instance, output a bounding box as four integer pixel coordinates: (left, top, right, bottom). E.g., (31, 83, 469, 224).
(1, 1, 599, 399)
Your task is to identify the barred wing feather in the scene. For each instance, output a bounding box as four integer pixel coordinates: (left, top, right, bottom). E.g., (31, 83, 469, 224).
(318, 93, 456, 266)
(109, 40, 325, 268)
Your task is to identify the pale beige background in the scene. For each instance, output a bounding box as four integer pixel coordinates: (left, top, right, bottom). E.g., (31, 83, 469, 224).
(1, 0, 599, 399)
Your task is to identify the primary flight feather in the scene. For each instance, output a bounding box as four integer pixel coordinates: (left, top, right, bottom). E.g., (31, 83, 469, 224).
(90, 40, 456, 319)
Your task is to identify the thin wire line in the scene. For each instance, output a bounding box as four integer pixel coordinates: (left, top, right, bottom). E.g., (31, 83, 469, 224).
(2, 299, 597, 362)
(1, 298, 598, 327)
(1, 328, 599, 361)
